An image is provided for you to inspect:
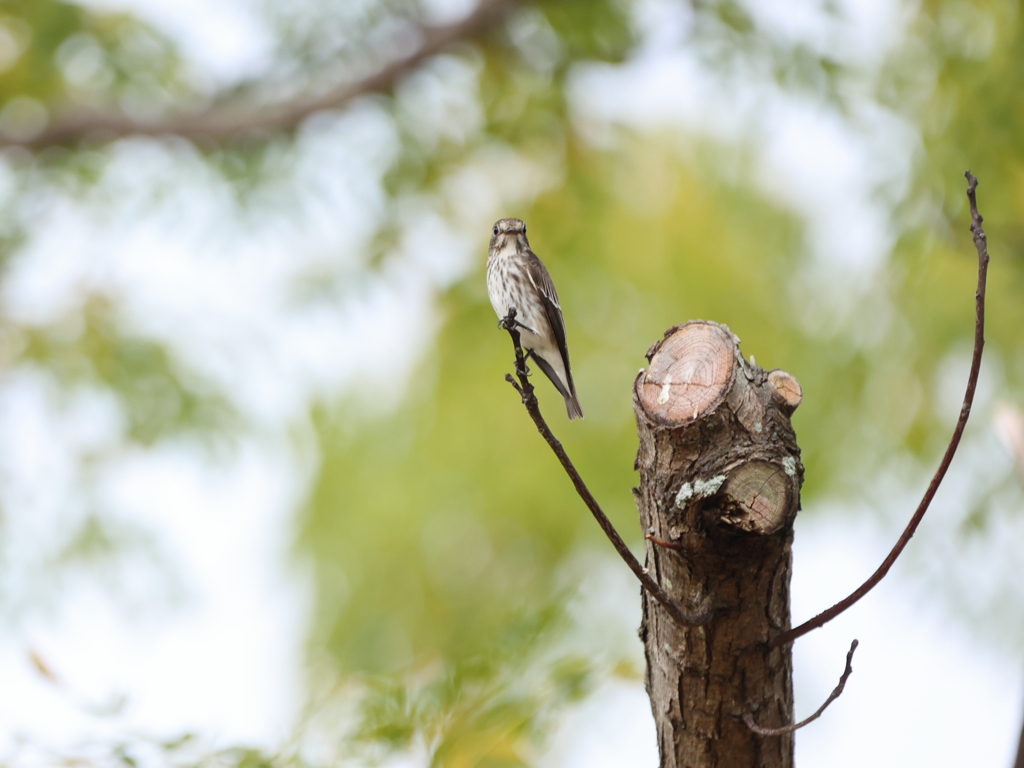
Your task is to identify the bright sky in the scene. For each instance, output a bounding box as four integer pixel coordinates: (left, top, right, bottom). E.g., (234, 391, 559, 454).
(2, 0, 1021, 766)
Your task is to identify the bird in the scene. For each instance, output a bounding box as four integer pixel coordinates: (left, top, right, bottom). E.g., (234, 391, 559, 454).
(486, 217, 584, 420)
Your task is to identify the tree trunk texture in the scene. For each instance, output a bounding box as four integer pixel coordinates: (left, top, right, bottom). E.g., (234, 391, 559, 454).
(633, 321, 804, 768)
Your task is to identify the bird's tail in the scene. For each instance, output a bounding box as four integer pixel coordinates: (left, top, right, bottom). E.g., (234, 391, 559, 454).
(564, 390, 584, 420)
(532, 353, 584, 420)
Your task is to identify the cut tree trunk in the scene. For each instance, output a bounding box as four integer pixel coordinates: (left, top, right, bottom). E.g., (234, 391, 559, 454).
(633, 321, 804, 768)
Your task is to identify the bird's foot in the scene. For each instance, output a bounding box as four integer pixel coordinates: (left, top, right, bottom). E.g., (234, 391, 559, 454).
(499, 307, 539, 336)
(515, 349, 534, 380)
(499, 308, 519, 332)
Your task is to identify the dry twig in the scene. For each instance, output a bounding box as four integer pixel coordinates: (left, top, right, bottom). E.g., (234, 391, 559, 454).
(499, 308, 712, 627)
(773, 171, 990, 647)
(744, 639, 858, 736)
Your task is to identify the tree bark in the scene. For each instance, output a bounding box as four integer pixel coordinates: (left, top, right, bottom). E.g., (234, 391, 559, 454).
(632, 321, 803, 768)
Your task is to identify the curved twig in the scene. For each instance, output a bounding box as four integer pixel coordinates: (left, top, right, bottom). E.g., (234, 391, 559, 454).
(500, 308, 713, 627)
(745, 639, 858, 736)
(772, 170, 990, 648)
(0, 0, 512, 150)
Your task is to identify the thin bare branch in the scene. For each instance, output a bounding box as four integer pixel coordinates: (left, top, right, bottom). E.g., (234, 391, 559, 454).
(772, 170, 990, 648)
(0, 0, 513, 151)
(645, 533, 682, 550)
(499, 308, 713, 627)
(744, 639, 858, 736)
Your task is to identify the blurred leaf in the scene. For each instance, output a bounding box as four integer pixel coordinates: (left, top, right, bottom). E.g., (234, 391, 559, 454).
(20, 296, 237, 444)
(0, 0, 187, 115)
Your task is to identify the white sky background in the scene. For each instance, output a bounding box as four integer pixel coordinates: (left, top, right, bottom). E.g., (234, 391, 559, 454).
(1, 0, 1022, 766)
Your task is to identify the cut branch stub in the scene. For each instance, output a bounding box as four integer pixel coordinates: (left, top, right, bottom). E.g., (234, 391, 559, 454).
(720, 460, 796, 534)
(633, 320, 804, 768)
(768, 369, 803, 413)
(638, 321, 802, 536)
(639, 322, 736, 424)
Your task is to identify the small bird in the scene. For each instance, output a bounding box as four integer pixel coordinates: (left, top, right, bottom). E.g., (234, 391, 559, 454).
(487, 218, 584, 420)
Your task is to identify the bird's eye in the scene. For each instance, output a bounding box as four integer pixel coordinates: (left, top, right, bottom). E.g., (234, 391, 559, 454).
(522, 225, 526, 233)
(493, 226, 499, 235)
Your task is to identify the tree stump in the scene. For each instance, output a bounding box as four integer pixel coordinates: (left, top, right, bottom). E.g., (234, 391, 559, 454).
(632, 321, 803, 768)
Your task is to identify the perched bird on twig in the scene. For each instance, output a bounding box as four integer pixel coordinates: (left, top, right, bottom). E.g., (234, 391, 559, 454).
(486, 218, 584, 420)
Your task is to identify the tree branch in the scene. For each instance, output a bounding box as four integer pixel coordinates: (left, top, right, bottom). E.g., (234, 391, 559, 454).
(744, 639, 858, 736)
(772, 170, 990, 648)
(499, 308, 712, 627)
(0, 0, 513, 151)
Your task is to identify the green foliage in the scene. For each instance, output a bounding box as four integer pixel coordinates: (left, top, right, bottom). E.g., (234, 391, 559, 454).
(884, 0, 1024, 297)
(19, 297, 236, 444)
(541, 0, 634, 62)
(0, 0, 84, 104)
(689, 0, 847, 103)
(0, 0, 186, 115)
(348, 646, 592, 767)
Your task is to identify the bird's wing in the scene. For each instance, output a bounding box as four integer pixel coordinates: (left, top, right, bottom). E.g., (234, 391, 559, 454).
(524, 250, 571, 372)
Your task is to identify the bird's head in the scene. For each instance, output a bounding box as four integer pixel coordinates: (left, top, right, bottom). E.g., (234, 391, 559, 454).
(490, 217, 529, 251)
